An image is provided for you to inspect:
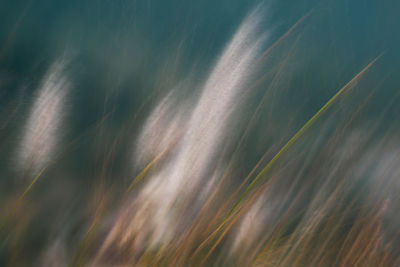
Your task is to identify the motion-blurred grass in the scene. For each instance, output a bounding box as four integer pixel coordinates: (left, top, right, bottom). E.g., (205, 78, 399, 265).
(1, 0, 400, 266)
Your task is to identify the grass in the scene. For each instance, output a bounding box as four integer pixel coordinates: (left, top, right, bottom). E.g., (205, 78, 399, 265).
(1, 3, 399, 267)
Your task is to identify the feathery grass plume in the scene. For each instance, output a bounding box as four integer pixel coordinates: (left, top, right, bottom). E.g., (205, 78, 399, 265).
(16, 59, 69, 178)
(93, 6, 269, 264)
(133, 90, 186, 169)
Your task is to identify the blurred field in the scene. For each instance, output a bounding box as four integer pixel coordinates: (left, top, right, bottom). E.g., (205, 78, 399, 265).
(0, 0, 400, 266)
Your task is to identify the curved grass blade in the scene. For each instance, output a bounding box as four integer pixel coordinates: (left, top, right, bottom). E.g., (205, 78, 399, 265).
(193, 53, 383, 258)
